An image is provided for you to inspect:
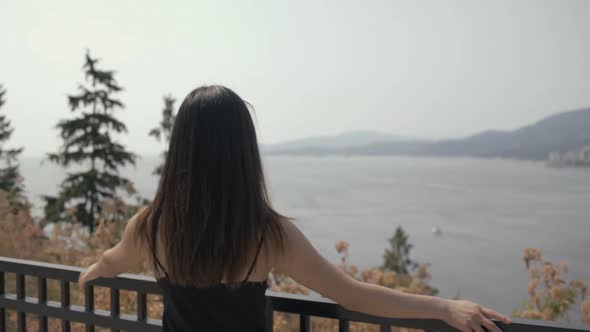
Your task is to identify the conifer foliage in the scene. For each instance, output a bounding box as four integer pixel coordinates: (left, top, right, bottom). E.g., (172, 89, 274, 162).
(148, 94, 176, 175)
(0, 84, 25, 205)
(382, 226, 419, 274)
(44, 51, 136, 232)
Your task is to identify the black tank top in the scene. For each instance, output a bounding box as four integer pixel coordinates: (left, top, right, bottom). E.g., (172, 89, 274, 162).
(154, 236, 268, 332)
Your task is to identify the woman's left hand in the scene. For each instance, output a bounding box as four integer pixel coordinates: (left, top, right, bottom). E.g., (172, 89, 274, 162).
(78, 263, 103, 288)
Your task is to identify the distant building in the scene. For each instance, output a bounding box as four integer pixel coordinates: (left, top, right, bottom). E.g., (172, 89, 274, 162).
(547, 146, 590, 167)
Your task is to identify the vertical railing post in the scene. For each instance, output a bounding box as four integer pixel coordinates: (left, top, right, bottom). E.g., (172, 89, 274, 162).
(60, 280, 70, 332)
(38, 277, 48, 332)
(110, 288, 120, 332)
(380, 324, 390, 332)
(299, 315, 310, 332)
(338, 319, 350, 332)
(137, 291, 147, 322)
(265, 297, 273, 332)
(0, 271, 5, 332)
(84, 285, 95, 332)
(16, 274, 25, 332)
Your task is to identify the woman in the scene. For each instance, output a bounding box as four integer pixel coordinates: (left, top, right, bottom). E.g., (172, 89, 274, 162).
(79, 85, 511, 332)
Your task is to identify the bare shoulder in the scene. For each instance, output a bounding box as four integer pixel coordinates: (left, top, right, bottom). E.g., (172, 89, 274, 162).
(121, 206, 150, 248)
(262, 218, 297, 270)
(131, 206, 149, 225)
(272, 218, 316, 270)
(277, 218, 308, 251)
(279, 218, 300, 237)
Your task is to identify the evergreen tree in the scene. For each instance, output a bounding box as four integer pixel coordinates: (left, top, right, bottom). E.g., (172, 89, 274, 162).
(382, 226, 419, 274)
(148, 94, 176, 175)
(44, 51, 136, 232)
(0, 84, 25, 206)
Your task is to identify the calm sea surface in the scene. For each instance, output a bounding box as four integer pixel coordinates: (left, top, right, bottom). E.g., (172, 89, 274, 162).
(20, 156, 590, 317)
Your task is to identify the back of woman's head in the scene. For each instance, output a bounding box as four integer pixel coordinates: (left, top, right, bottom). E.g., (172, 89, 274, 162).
(136, 85, 286, 286)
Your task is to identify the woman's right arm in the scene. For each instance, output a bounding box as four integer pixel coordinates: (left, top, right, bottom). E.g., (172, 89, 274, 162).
(274, 220, 511, 332)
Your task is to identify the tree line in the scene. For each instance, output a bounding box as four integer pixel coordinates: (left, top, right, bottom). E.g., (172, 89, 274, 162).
(0, 50, 175, 232)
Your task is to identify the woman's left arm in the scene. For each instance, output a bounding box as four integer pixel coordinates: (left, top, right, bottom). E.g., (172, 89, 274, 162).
(78, 210, 145, 288)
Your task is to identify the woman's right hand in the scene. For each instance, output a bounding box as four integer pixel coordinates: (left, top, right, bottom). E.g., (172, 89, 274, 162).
(441, 299, 511, 332)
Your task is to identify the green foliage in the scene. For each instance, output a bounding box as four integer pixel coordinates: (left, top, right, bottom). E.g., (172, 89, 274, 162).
(382, 226, 419, 274)
(148, 94, 176, 175)
(44, 51, 137, 232)
(0, 84, 25, 207)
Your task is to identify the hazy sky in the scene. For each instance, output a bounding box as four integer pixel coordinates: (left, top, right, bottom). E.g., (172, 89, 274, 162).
(1, 0, 590, 157)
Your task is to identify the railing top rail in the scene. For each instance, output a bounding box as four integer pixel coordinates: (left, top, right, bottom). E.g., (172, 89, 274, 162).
(0, 256, 161, 294)
(1, 256, 588, 332)
(266, 291, 590, 332)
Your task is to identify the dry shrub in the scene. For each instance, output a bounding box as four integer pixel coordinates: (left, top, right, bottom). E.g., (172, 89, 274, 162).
(582, 300, 590, 324)
(0, 192, 45, 261)
(0, 191, 147, 331)
(514, 248, 589, 324)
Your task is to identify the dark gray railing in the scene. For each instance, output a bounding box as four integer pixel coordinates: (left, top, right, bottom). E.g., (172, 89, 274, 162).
(0, 256, 588, 332)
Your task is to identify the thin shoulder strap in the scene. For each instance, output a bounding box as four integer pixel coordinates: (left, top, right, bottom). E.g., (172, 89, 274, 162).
(242, 235, 264, 283)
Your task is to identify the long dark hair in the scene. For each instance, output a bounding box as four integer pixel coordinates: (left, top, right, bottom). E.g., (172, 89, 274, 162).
(135, 85, 286, 286)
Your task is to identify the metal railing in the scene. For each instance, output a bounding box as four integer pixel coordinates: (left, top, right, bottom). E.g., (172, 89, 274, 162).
(0, 256, 588, 332)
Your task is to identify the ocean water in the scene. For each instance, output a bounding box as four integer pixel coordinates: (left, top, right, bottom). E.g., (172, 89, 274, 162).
(19, 155, 590, 317)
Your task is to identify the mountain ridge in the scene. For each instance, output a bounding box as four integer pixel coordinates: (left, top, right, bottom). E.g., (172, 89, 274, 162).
(264, 108, 590, 160)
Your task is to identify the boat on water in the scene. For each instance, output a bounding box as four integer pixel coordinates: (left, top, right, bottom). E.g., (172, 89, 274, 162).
(432, 226, 442, 236)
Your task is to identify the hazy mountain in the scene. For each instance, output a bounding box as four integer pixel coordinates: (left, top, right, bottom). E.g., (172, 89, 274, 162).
(262, 130, 405, 154)
(413, 108, 590, 160)
(264, 108, 590, 160)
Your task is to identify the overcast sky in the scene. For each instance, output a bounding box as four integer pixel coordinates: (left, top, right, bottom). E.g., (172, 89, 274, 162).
(1, 0, 590, 157)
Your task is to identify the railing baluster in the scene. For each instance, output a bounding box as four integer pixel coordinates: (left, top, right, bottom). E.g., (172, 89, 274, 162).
(137, 291, 147, 321)
(299, 314, 310, 332)
(16, 273, 25, 332)
(85, 285, 95, 332)
(60, 280, 70, 332)
(339, 319, 350, 332)
(265, 298, 273, 332)
(110, 288, 120, 332)
(17, 312, 26, 332)
(0, 271, 4, 332)
(380, 324, 389, 332)
(38, 277, 48, 332)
